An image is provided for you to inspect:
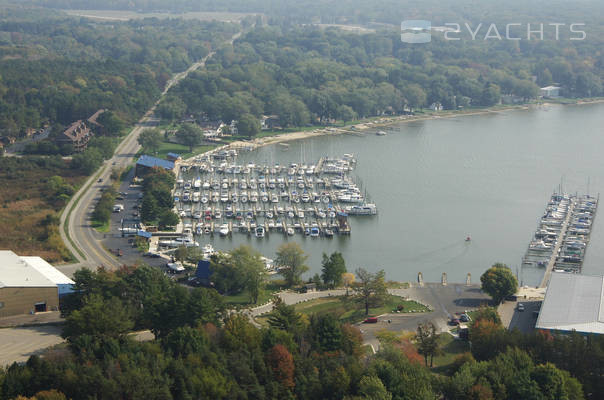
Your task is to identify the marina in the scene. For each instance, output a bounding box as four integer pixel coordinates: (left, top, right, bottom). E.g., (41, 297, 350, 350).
(140, 103, 604, 286)
(166, 152, 378, 247)
(521, 192, 598, 287)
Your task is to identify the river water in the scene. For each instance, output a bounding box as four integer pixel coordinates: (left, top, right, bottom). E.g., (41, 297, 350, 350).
(195, 103, 604, 286)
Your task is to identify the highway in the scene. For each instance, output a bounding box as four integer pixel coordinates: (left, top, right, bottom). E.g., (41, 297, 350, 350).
(58, 31, 242, 274)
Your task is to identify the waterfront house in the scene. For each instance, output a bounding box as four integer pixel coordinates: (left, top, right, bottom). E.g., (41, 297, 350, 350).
(429, 102, 443, 111)
(540, 86, 561, 98)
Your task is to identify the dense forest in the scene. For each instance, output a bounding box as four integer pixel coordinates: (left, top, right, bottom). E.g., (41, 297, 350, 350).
(0, 7, 238, 136)
(0, 265, 601, 399)
(162, 24, 602, 129)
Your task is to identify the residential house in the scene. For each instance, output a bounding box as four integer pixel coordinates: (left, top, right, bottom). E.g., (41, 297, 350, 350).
(429, 102, 443, 111)
(540, 86, 561, 98)
(57, 120, 92, 152)
(261, 115, 281, 130)
(87, 109, 106, 134)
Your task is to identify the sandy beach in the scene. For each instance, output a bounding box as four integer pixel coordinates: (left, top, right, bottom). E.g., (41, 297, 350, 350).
(202, 98, 604, 158)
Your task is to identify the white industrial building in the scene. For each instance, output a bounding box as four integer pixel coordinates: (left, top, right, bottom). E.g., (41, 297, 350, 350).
(0, 250, 75, 317)
(536, 272, 604, 335)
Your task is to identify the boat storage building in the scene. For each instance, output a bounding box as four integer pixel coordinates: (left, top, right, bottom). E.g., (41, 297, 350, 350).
(0, 250, 75, 317)
(536, 272, 604, 335)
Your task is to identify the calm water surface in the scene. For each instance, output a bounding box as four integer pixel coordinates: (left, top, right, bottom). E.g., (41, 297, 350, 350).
(198, 103, 604, 286)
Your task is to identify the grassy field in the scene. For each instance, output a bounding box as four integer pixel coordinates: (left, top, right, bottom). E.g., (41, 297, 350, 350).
(154, 142, 216, 159)
(223, 282, 283, 307)
(91, 219, 110, 233)
(430, 334, 471, 374)
(0, 157, 86, 262)
(257, 294, 429, 325)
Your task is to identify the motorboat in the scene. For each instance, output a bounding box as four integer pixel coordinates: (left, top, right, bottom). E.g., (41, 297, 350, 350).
(219, 224, 230, 236)
(255, 226, 265, 238)
(310, 225, 320, 237)
(287, 227, 295, 236)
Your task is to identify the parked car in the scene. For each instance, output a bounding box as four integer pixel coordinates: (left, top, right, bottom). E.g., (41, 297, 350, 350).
(449, 318, 460, 326)
(459, 313, 470, 322)
(517, 303, 525, 312)
(363, 317, 378, 324)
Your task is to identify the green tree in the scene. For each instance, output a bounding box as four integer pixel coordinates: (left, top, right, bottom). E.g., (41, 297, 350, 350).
(237, 113, 261, 138)
(321, 252, 346, 288)
(480, 263, 518, 304)
(337, 104, 356, 123)
(140, 194, 159, 223)
(62, 294, 134, 340)
(416, 322, 440, 367)
(158, 209, 179, 230)
(354, 268, 388, 316)
(137, 128, 163, 154)
(176, 123, 202, 152)
(96, 111, 124, 136)
(276, 242, 309, 287)
(268, 297, 303, 333)
(230, 245, 267, 304)
(358, 375, 392, 400)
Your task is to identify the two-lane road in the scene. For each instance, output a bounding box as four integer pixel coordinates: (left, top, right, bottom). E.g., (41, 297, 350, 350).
(59, 31, 242, 274)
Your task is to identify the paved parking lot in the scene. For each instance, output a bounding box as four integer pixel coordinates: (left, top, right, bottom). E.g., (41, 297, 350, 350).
(0, 325, 64, 366)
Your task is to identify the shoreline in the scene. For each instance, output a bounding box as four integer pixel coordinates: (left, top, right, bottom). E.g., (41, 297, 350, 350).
(185, 98, 604, 161)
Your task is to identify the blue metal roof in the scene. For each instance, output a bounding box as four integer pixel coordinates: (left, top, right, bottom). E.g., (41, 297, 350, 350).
(137, 230, 152, 239)
(195, 260, 212, 280)
(166, 152, 180, 159)
(136, 155, 174, 170)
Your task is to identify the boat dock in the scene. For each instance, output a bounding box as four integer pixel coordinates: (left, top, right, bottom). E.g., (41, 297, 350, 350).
(521, 192, 598, 288)
(169, 154, 377, 242)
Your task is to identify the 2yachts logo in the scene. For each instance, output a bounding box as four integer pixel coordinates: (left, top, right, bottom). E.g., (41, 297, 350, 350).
(402, 21, 587, 43)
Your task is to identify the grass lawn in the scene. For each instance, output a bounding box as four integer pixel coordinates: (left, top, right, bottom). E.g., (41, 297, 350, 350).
(224, 282, 283, 307)
(257, 295, 429, 325)
(154, 142, 216, 159)
(430, 333, 471, 374)
(91, 219, 110, 233)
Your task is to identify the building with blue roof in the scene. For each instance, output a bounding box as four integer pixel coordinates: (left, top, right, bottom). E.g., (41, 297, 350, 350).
(166, 152, 181, 161)
(135, 155, 175, 176)
(194, 260, 213, 287)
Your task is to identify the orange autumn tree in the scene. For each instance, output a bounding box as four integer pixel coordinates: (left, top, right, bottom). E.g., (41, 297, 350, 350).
(266, 344, 295, 390)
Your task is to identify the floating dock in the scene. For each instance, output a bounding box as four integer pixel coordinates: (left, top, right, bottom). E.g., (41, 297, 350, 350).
(170, 154, 377, 241)
(521, 192, 598, 288)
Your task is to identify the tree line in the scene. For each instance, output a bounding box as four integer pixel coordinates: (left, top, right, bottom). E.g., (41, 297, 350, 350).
(0, 263, 599, 399)
(161, 22, 602, 133)
(0, 7, 238, 138)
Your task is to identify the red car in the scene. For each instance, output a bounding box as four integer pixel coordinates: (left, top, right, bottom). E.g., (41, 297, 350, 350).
(363, 317, 378, 324)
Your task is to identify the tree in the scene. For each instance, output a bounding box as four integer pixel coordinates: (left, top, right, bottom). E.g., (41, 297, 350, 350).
(266, 344, 295, 390)
(158, 209, 179, 230)
(416, 322, 440, 367)
(336, 104, 355, 123)
(237, 113, 260, 138)
(480, 263, 518, 304)
(268, 297, 303, 333)
(176, 123, 202, 152)
(62, 294, 134, 340)
(342, 272, 355, 296)
(276, 242, 309, 287)
(358, 375, 392, 400)
(230, 245, 267, 304)
(321, 252, 346, 288)
(354, 268, 388, 316)
(140, 194, 159, 223)
(137, 128, 163, 154)
(96, 111, 124, 136)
